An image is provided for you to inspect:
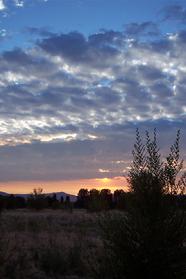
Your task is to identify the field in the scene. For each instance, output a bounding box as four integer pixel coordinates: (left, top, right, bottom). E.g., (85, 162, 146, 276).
(0, 209, 104, 279)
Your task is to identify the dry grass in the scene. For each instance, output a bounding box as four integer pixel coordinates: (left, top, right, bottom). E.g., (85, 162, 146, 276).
(0, 209, 103, 279)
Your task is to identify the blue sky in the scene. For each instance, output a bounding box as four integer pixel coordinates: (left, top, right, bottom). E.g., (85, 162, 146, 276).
(0, 0, 185, 193)
(0, 0, 186, 49)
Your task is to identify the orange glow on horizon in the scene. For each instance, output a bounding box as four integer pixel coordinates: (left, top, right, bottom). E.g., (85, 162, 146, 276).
(0, 177, 128, 195)
(95, 177, 111, 183)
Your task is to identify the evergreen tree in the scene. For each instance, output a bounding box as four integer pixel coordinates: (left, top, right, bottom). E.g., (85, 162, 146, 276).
(98, 129, 186, 279)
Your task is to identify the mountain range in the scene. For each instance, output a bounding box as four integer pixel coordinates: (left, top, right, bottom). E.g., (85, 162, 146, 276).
(0, 191, 77, 202)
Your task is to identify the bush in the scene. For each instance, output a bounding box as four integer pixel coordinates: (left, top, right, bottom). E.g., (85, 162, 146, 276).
(97, 129, 186, 279)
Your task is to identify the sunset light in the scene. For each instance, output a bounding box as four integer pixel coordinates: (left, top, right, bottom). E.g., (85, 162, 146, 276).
(0, 1, 185, 278)
(0, 0, 184, 196)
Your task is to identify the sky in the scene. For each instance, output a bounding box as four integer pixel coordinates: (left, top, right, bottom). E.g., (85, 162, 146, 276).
(0, 0, 185, 194)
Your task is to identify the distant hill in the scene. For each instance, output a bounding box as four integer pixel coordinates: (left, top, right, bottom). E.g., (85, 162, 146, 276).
(0, 191, 77, 202)
(44, 192, 77, 202)
(0, 191, 9, 196)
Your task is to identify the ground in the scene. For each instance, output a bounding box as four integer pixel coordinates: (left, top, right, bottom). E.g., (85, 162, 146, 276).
(0, 209, 103, 279)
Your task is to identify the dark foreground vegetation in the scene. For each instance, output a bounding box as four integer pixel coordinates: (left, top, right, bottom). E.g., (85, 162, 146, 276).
(0, 209, 102, 279)
(0, 129, 186, 279)
(98, 130, 186, 279)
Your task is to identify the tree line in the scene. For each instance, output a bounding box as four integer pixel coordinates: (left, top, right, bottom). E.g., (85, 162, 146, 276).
(0, 188, 71, 211)
(1, 185, 186, 212)
(0, 187, 130, 211)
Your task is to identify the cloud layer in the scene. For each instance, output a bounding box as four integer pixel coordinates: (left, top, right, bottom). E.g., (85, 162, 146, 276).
(0, 0, 48, 10)
(0, 8, 185, 182)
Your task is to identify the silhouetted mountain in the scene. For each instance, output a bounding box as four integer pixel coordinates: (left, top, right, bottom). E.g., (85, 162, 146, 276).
(0, 191, 9, 196)
(44, 192, 77, 202)
(0, 191, 77, 202)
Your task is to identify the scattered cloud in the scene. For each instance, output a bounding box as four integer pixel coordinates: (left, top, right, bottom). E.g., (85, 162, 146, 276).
(0, 0, 49, 11)
(0, 0, 5, 10)
(0, 28, 185, 148)
(13, 0, 24, 7)
(99, 169, 110, 173)
(26, 27, 55, 37)
(124, 21, 160, 37)
(162, 4, 186, 24)
(0, 15, 185, 182)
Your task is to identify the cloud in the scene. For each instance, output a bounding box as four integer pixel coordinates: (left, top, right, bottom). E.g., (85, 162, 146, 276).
(13, 0, 24, 7)
(0, 26, 185, 181)
(124, 21, 160, 37)
(0, 0, 49, 11)
(0, 0, 5, 10)
(0, 120, 184, 182)
(99, 169, 110, 173)
(38, 31, 120, 68)
(26, 27, 55, 37)
(162, 4, 186, 24)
